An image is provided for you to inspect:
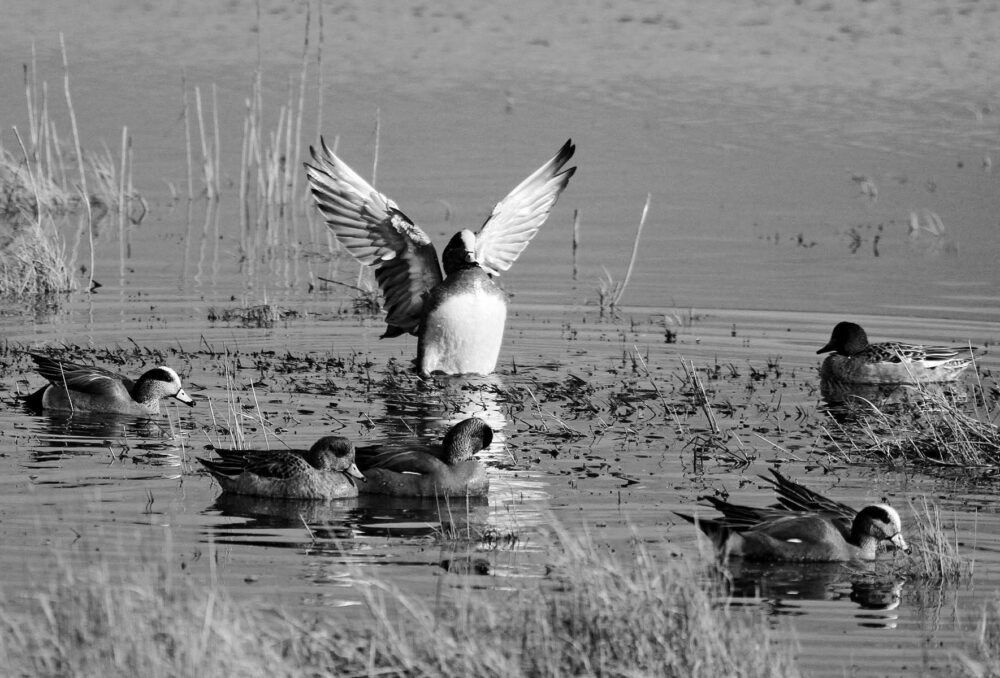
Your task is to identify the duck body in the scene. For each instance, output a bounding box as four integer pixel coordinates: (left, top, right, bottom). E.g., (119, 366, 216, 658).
(305, 139, 575, 376)
(676, 471, 910, 562)
(418, 251, 507, 375)
(26, 352, 194, 415)
(198, 436, 364, 500)
(817, 321, 974, 384)
(356, 417, 493, 497)
(363, 457, 489, 498)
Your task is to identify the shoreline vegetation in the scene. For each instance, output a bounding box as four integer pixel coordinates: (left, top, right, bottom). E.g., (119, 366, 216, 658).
(0, 517, 994, 677)
(0, 527, 804, 678)
(1, 44, 145, 299)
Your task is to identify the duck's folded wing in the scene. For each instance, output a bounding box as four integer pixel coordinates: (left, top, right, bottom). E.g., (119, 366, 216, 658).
(305, 138, 443, 335)
(243, 451, 309, 480)
(763, 470, 855, 527)
(30, 353, 134, 397)
(360, 449, 447, 476)
(751, 515, 831, 545)
(894, 343, 973, 363)
(700, 496, 781, 529)
(474, 139, 576, 276)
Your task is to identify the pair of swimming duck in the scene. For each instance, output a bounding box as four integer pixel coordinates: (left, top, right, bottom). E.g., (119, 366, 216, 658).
(198, 416, 493, 500)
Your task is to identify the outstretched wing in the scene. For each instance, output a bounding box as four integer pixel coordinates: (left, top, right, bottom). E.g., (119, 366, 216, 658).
(305, 138, 443, 335)
(474, 139, 576, 276)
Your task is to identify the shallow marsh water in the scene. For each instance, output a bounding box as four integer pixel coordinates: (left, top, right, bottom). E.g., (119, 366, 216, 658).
(2, 4, 1000, 676)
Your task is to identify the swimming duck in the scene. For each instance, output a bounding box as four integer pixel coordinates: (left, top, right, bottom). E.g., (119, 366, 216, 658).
(198, 436, 365, 500)
(305, 139, 576, 376)
(817, 321, 974, 384)
(25, 352, 195, 415)
(355, 417, 493, 497)
(703, 469, 902, 551)
(675, 471, 910, 562)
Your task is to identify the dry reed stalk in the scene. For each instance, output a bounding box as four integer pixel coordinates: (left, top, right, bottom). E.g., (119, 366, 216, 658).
(118, 126, 128, 276)
(632, 345, 682, 428)
(314, 0, 325, 143)
(194, 86, 216, 201)
(682, 359, 721, 435)
(182, 74, 194, 200)
(572, 208, 580, 281)
(905, 496, 973, 583)
(60, 33, 94, 291)
(371, 106, 381, 189)
(212, 84, 221, 199)
(612, 192, 651, 307)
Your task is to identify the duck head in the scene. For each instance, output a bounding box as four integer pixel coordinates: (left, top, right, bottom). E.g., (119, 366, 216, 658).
(853, 504, 910, 554)
(310, 436, 366, 483)
(138, 367, 195, 407)
(441, 417, 494, 464)
(818, 322, 870, 356)
(441, 230, 480, 276)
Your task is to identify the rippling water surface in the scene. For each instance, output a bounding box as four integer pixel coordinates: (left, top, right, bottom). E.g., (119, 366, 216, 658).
(1, 37, 999, 678)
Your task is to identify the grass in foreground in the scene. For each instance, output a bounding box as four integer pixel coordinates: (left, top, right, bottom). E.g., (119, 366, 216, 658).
(903, 495, 974, 583)
(960, 597, 1000, 678)
(0, 526, 800, 678)
(825, 380, 1000, 470)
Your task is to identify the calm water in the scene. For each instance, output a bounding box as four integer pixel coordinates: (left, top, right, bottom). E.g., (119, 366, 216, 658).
(1, 40, 999, 678)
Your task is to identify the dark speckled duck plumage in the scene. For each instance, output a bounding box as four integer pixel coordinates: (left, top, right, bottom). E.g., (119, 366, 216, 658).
(816, 321, 974, 384)
(198, 436, 365, 500)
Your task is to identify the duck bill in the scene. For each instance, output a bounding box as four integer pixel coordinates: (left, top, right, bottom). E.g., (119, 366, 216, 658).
(348, 463, 366, 482)
(816, 341, 835, 355)
(890, 533, 911, 554)
(175, 389, 196, 407)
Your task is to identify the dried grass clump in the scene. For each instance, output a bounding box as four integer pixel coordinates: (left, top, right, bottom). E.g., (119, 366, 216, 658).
(829, 385, 1000, 469)
(2, 45, 147, 299)
(306, 526, 800, 678)
(903, 496, 974, 584)
(207, 303, 297, 328)
(0, 217, 75, 296)
(0, 151, 72, 224)
(0, 552, 290, 678)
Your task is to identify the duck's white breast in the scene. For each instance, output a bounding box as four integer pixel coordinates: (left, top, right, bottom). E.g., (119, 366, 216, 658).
(419, 278, 507, 375)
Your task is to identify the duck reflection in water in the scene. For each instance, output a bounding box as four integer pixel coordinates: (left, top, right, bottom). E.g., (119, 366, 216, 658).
(726, 559, 905, 629)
